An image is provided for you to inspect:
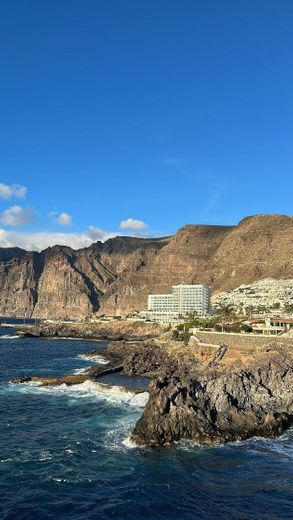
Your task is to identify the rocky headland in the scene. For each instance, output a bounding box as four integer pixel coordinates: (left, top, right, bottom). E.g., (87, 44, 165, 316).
(131, 342, 293, 445)
(12, 322, 293, 447)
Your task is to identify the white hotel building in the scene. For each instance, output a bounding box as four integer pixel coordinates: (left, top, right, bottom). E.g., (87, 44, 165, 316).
(145, 284, 211, 322)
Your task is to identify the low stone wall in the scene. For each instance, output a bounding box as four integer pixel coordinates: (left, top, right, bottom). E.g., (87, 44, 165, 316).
(195, 331, 293, 349)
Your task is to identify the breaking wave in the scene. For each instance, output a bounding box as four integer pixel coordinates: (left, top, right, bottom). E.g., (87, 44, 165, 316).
(73, 366, 92, 375)
(8, 380, 149, 408)
(0, 334, 20, 339)
(77, 353, 109, 365)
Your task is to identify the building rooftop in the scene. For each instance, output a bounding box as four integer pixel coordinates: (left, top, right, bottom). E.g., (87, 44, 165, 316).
(270, 317, 293, 324)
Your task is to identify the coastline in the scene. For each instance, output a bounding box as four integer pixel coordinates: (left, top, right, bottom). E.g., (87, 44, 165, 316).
(11, 320, 293, 447)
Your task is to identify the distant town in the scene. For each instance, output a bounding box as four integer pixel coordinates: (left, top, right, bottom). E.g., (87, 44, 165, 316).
(24, 280, 293, 341)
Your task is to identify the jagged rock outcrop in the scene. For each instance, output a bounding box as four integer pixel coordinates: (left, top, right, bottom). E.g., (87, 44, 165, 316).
(108, 340, 175, 378)
(0, 214, 292, 318)
(131, 345, 293, 446)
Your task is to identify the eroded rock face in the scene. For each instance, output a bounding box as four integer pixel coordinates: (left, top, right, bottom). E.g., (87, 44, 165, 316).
(0, 237, 167, 319)
(131, 349, 293, 446)
(1, 215, 293, 318)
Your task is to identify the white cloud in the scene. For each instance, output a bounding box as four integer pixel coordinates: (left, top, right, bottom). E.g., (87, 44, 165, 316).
(87, 226, 113, 241)
(120, 218, 148, 230)
(0, 205, 36, 226)
(56, 212, 73, 227)
(0, 226, 117, 251)
(0, 182, 27, 199)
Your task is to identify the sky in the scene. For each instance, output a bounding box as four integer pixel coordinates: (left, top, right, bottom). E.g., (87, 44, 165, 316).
(0, 0, 293, 251)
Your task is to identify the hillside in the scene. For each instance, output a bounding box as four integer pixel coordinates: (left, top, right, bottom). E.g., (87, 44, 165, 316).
(0, 215, 292, 318)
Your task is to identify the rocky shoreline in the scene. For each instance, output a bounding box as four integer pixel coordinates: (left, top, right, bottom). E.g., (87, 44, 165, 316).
(18, 321, 165, 342)
(12, 322, 293, 446)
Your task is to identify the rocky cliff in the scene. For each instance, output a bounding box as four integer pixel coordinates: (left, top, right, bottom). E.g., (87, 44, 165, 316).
(0, 214, 292, 318)
(131, 341, 293, 446)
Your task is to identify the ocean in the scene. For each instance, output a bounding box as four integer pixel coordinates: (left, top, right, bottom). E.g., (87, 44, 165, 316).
(0, 327, 292, 520)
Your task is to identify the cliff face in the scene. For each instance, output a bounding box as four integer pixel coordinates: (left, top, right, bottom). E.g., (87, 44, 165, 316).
(0, 237, 169, 318)
(210, 214, 293, 291)
(98, 224, 232, 315)
(0, 248, 38, 317)
(0, 214, 292, 318)
(99, 215, 293, 314)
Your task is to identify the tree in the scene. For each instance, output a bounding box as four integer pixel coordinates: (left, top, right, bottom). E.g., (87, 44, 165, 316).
(271, 302, 280, 310)
(246, 305, 254, 320)
(284, 303, 293, 314)
(240, 323, 253, 333)
(217, 304, 235, 333)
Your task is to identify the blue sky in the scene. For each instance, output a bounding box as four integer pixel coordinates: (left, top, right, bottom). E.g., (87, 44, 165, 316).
(0, 0, 292, 250)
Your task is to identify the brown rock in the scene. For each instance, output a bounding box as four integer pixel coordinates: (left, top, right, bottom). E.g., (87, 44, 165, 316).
(0, 215, 292, 318)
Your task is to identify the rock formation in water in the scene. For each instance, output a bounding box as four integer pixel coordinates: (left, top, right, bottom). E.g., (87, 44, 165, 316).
(131, 349, 293, 446)
(1, 214, 293, 318)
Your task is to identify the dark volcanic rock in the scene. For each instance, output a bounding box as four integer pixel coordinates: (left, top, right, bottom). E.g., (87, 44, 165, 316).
(11, 361, 123, 387)
(131, 351, 293, 446)
(107, 340, 175, 378)
(20, 321, 163, 342)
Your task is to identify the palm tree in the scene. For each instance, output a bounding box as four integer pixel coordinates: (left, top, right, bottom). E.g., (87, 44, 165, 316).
(217, 304, 235, 333)
(246, 305, 254, 320)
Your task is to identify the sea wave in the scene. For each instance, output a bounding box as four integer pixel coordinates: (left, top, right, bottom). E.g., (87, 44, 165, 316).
(77, 354, 109, 365)
(233, 430, 293, 459)
(0, 334, 20, 339)
(174, 428, 293, 456)
(122, 436, 141, 449)
(8, 380, 149, 408)
(73, 366, 92, 375)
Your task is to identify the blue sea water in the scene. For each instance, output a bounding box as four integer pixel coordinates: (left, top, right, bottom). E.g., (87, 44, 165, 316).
(0, 328, 292, 520)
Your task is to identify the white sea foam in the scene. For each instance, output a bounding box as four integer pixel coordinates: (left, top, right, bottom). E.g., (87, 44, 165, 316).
(0, 334, 20, 339)
(9, 380, 149, 408)
(122, 436, 140, 449)
(237, 432, 293, 459)
(77, 354, 109, 365)
(73, 366, 92, 375)
(48, 476, 70, 483)
(38, 450, 52, 461)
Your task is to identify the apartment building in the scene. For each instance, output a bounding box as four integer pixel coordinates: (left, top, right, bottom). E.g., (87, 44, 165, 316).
(145, 284, 211, 322)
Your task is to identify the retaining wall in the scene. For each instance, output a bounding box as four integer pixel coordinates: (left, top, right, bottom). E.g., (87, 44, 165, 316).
(195, 331, 293, 349)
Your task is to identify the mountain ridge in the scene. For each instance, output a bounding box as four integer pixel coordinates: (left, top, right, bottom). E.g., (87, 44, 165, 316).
(0, 214, 292, 318)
